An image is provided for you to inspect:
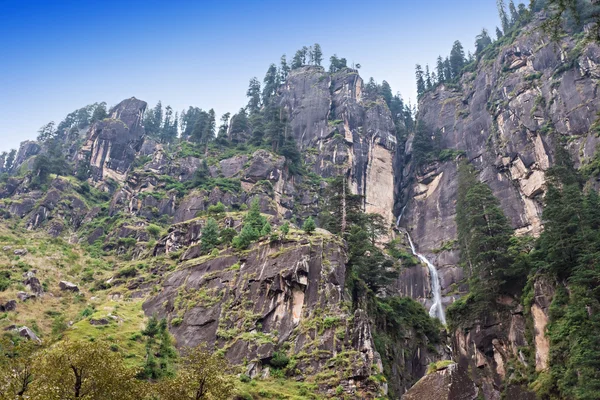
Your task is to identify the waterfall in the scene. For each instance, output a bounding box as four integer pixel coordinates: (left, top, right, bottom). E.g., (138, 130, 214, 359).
(405, 232, 446, 325)
(395, 205, 407, 228)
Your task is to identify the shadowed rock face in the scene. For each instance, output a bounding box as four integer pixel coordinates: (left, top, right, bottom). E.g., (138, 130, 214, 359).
(78, 97, 147, 182)
(402, 363, 478, 400)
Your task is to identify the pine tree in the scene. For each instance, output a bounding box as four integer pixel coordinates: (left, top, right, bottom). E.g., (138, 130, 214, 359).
(303, 216, 316, 234)
(329, 55, 347, 73)
(425, 65, 432, 90)
(5, 149, 16, 172)
(443, 57, 453, 82)
(497, 0, 510, 33)
(246, 78, 262, 114)
(379, 81, 393, 107)
(449, 40, 465, 79)
(229, 108, 248, 143)
(232, 200, 267, 249)
(217, 112, 230, 140)
(262, 64, 279, 107)
(90, 102, 108, 123)
(495, 26, 504, 40)
(436, 56, 445, 83)
(202, 109, 216, 152)
(201, 218, 220, 254)
(280, 222, 290, 238)
(475, 28, 492, 55)
(320, 176, 363, 236)
(415, 64, 426, 97)
(508, 0, 519, 26)
(456, 161, 513, 302)
(312, 43, 323, 66)
(280, 54, 290, 81)
(412, 120, 441, 167)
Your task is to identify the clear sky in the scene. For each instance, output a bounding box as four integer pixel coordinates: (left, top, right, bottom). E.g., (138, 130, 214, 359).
(0, 0, 505, 153)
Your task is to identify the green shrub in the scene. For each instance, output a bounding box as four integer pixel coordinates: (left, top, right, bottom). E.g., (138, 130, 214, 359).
(146, 224, 161, 238)
(302, 217, 316, 234)
(219, 228, 237, 245)
(0, 277, 10, 291)
(269, 351, 289, 369)
(208, 202, 226, 214)
(118, 237, 137, 248)
(115, 265, 137, 278)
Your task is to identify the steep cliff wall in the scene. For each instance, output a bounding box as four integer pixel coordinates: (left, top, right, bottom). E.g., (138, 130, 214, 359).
(397, 16, 600, 400)
(281, 66, 397, 229)
(77, 97, 147, 182)
(398, 16, 600, 304)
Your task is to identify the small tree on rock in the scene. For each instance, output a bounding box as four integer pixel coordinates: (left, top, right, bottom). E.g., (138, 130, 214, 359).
(303, 217, 316, 235)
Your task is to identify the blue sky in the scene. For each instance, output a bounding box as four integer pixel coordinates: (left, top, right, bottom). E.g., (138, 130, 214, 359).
(0, 0, 505, 153)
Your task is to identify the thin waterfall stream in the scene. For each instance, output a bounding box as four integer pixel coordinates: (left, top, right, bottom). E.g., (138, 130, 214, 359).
(396, 206, 446, 325)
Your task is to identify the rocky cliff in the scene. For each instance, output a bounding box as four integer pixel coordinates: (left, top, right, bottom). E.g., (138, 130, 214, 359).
(3, 12, 599, 398)
(77, 97, 147, 182)
(396, 14, 600, 400)
(400, 15, 600, 273)
(0, 60, 438, 398)
(281, 66, 397, 229)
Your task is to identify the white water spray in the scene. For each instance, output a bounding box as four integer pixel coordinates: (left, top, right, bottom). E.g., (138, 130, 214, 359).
(396, 206, 446, 324)
(405, 232, 446, 325)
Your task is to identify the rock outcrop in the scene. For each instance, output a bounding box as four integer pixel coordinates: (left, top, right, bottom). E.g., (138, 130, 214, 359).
(143, 230, 385, 397)
(280, 66, 397, 228)
(77, 97, 147, 182)
(402, 363, 478, 400)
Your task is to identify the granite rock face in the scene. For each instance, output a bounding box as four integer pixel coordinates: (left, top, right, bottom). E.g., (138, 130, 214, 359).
(77, 97, 147, 182)
(402, 363, 478, 400)
(398, 17, 600, 307)
(280, 66, 398, 228)
(143, 231, 385, 397)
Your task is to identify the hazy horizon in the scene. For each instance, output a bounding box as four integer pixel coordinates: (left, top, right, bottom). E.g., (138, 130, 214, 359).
(0, 0, 502, 153)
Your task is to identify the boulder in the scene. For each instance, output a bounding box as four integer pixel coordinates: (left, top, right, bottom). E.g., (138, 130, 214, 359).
(13, 248, 28, 256)
(0, 300, 17, 312)
(59, 281, 79, 292)
(18, 326, 41, 343)
(17, 291, 35, 301)
(402, 363, 478, 400)
(89, 318, 110, 326)
(77, 97, 147, 181)
(24, 276, 43, 295)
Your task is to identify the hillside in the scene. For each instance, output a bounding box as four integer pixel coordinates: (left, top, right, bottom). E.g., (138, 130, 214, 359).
(2, 3, 600, 400)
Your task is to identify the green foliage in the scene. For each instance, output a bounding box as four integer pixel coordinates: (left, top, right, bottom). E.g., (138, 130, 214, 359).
(146, 224, 162, 238)
(116, 265, 138, 278)
(412, 120, 442, 168)
(232, 200, 269, 249)
(427, 360, 454, 374)
(0, 276, 10, 291)
(219, 227, 237, 245)
(201, 218, 220, 254)
(269, 351, 290, 369)
(138, 316, 177, 380)
(455, 161, 513, 307)
(302, 217, 316, 234)
(31, 138, 71, 187)
(280, 222, 290, 238)
(208, 202, 226, 214)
